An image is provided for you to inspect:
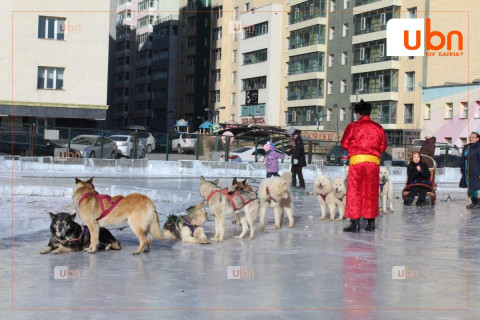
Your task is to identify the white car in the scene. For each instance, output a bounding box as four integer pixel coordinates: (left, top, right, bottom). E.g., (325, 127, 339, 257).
(110, 135, 146, 159)
(221, 147, 290, 163)
(171, 134, 197, 154)
(134, 132, 156, 153)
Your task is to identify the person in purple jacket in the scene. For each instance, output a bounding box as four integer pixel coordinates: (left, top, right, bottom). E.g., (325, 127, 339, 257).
(263, 142, 285, 178)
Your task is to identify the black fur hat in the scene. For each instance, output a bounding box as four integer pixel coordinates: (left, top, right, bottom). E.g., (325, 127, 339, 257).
(354, 99, 372, 115)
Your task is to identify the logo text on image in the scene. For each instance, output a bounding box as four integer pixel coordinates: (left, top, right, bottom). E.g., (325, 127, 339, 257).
(61, 20, 81, 33)
(227, 266, 254, 280)
(387, 18, 463, 56)
(228, 20, 252, 35)
(54, 266, 81, 280)
(392, 266, 419, 280)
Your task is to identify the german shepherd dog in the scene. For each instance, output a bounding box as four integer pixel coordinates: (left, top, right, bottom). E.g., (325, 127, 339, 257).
(231, 177, 254, 225)
(199, 176, 259, 241)
(41, 212, 121, 254)
(162, 202, 211, 244)
(73, 177, 163, 254)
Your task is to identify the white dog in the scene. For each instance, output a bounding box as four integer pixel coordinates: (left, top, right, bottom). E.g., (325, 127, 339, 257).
(258, 172, 294, 230)
(314, 175, 338, 221)
(379, 165, 394, 214)
(331, 177, 347, 221)
(199, 176, 259, 241)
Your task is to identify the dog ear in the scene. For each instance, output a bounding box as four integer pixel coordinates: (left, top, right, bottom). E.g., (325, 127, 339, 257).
(87, 177, 94, 184)
(386, 164, 390, 171)
(213, 179, 219, 185)
(49, 212, 57, 220)
(242, 178, 247, 185)
(200, 176, 205, 183)
(68, 213, 76, 220)
(232, 177, 238, 185)
(75, 178, 81, 184)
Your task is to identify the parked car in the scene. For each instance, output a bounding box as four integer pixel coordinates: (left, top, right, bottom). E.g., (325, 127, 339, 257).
(132, 132, 156, 153)
(60, 135, 117, 159)
(221, 147, 290, 163)
(0, 131, 62, 156)
(325, 145, 348, 166)
(110, 135, 145, 159)
(171, 133, 197, 154)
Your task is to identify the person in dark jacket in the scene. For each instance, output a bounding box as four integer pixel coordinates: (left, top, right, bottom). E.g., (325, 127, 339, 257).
(404, 152, 431, 206)
(419, 132, 436, 168)
(288, 128, 306, 189)
(460, 132, 480, 208)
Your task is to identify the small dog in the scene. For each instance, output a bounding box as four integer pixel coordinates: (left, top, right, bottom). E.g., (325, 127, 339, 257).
(162, 202, 211, 244)
(200, 176, 259, 241)
(331, 177, 347, 221)
(379, 165, 394, 214)
(258, 172, 294, 230)
(314, 175, 338, 221)
(73, 177, 163, 254)
(231, 177, 254, 225)
(41, 212, 121, 254)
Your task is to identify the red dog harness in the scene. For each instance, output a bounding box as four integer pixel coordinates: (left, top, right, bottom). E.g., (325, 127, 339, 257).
(206, 188, 255, 211)
(78, 192, 124, 221)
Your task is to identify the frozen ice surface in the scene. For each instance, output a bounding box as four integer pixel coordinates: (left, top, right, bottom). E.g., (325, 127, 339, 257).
(1, 175, 479, 320)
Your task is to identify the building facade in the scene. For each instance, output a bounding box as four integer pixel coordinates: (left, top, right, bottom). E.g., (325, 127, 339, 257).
(1, 0, 111, 128)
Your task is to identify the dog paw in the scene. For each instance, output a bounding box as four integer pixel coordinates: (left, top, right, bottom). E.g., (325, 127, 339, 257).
(210, 237, 218, 241)
(335, 218, 343, 221)
(318, 216, 325, 221)
(259, 224, 265, 231)
(40, 249, 50, 254)
(289, 223, 294, 228)
(329, 218, 334, 221)
(199, 239, 211, 244)
(52, 250, 59, 255)
(234, 235, 243, 239)
(131, 251, 141, 255)
(274, 225, 281, 229)
(85, 247, 97, 254)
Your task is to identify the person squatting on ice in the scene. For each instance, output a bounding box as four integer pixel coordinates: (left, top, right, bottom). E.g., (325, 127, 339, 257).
(460, 132, 480, 209)
(341, 100, 387, 232)
(404, 151, 431, 206)
(263, 142, 285, 178)
(288, 127, 307, 189)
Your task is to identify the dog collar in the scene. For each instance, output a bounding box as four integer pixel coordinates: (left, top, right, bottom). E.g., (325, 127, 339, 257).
(67, 225, 88, 243)
(379, 183, 386, 193)
(184, 217, 195, 234)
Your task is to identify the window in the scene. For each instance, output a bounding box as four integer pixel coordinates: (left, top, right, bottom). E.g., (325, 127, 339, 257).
(407, 7, 417, 19)
(245, 2, 250, 12)
(37, 67, 64, 89)
(424, 104, 431, 119)
(188, 36, 196, 48)
(340, 108, 346, 121)
(290, 0, 327, 24)
(327, 108, 332, 121)
(288, 52, 325, 75)
(342, 23, 349, 37)
(231, 93, 236, 105)
(210, 90, 221, 103)
(329, 26, 335, 40)
(369, 101, 397, 124)
(352, 70, 398, 94)
(354, 7, 399, 35)
(211, 48, 221, 61)
(405, 72, 415, 91)
(327, 81, 333, 95)
(138, 15, 154, 28)
(188, 17, 196, 29)
(404, 104, 413, 124)
(186, 74, 194, 86)
(288, 79, 324, 100)
(330, 0, 336, 12)
(210, 69, 221, 83)
(212, 27, 222, 41)
(232, 50, 237, 62)
(341, 52, 347, 65)
(187, 55, 195, 67)
(340, 80, 346, 93)
(445, 102, 453, 119)
(153, 49, 168, 62)
(242, 76, 267, 91)
(445, 137, 452, 144)
(214, 6, 223, 19)
(328, 54, 334, 67)
(460, 101, 468, 118)
(243, 22, 268, 39)
(344, 0, 349, 9)
(475, 101, 480, 118)
(289, 25, 326, 49)
(241, 104, 266, 117)
(234, 7, 239, 20)
(232, 72, 237, 84)
(243, 49, 268, 65)
(38, 16, 65, 40)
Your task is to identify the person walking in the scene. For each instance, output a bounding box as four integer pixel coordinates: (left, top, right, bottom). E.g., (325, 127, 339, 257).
(288, 128, 306, 189)
(263, 142, 285, 178)
(341, 100, 387, 232)
(460, 132, 480, 209)
(404, 151, 431, 206)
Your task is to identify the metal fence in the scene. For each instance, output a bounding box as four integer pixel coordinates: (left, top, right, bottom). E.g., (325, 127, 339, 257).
(0, 123, 463, 168)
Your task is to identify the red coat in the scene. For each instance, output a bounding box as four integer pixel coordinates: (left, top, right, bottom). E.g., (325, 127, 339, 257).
(341, 116, 387, 219)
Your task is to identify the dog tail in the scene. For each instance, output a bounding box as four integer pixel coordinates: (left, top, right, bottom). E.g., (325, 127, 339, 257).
(281, 172, 292, 182)
(149, 212, 163, 241)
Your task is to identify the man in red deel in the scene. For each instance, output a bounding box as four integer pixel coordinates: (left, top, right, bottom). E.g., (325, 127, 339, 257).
(341, 100, 387, 232)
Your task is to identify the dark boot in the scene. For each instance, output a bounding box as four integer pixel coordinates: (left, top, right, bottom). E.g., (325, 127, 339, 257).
(471, 198, 480, 209)
(365, 218, 375, 232)
(467, 197, 477, 209)
(415, 200, 426, 207)
(343, 219, 360, 233)
(404, 199, 413, 206)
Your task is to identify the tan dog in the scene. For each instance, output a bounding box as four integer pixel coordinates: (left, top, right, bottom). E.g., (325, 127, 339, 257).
(162, 202, 211, 244)
(231, 177, 254, 225)
(73, 177, 162, 254)
(258, 172, 294, 230)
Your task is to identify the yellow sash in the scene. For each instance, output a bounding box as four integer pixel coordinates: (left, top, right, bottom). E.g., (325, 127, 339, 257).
(349, 154, 380, 165)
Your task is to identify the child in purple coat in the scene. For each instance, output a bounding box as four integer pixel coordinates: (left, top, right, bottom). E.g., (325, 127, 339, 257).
(263, 142, 285, 178)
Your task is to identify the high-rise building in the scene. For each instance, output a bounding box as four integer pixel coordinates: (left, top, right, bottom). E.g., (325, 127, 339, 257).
(1, 0, 111, 127)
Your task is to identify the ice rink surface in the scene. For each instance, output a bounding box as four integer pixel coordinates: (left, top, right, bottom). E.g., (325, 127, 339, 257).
(1, 176, 479, 320)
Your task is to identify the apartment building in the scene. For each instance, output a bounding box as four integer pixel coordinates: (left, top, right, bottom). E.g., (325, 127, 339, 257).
(1, 0, 111, 127)
(113, 0, 178, 129)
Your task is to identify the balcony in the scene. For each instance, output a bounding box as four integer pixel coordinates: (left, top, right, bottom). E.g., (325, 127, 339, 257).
(288, 66, 324, 76)
(355, 0, 381, 6)
(353, 55, 398, 65)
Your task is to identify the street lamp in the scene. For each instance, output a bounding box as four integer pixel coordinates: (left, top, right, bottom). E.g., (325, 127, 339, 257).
(205, 106, 226, 123)
(248, 114, 257, 125)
